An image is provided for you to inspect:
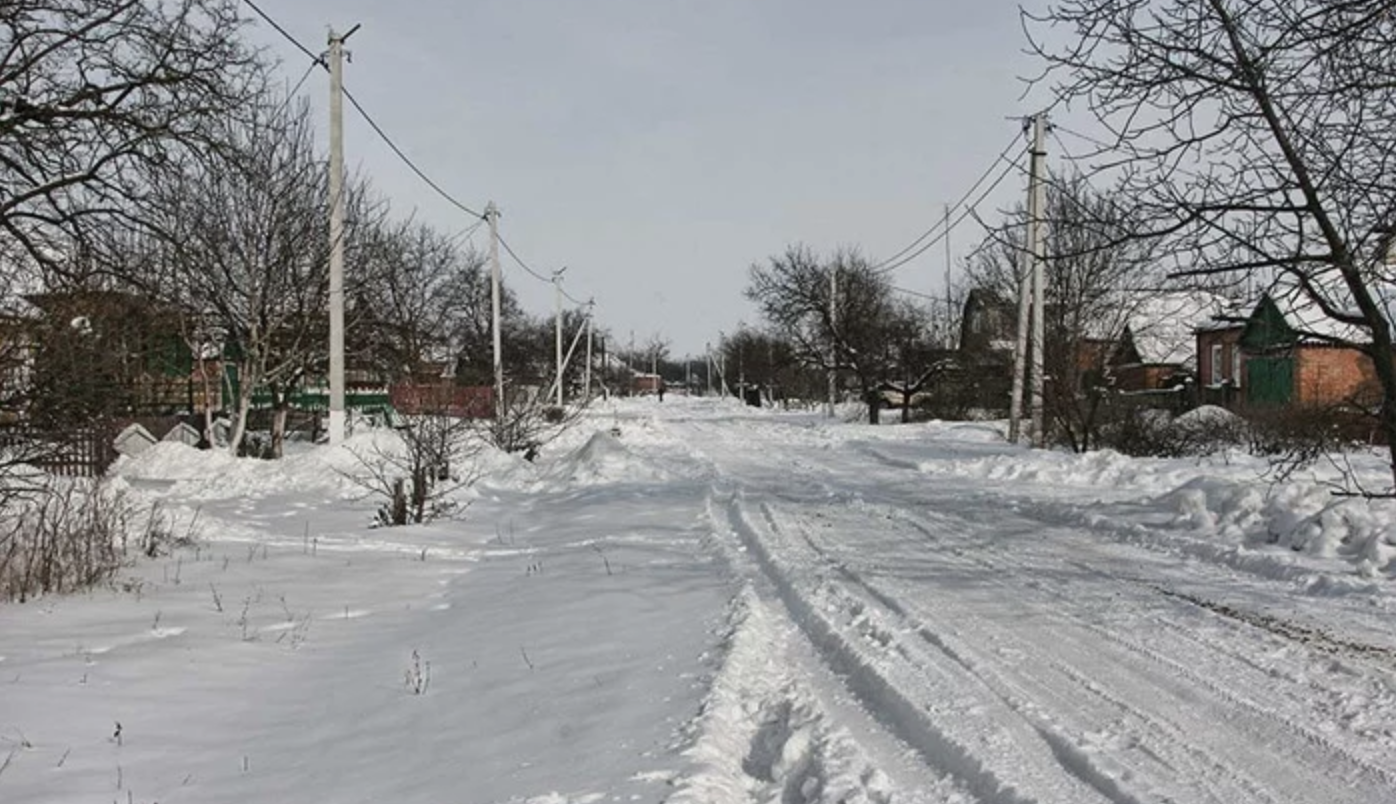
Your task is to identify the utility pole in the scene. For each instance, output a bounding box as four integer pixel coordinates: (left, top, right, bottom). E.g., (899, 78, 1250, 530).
(705, 341, 713, 395)
(553, 267, 567, 406)
(944, 202, 954, 349)
(1028, 114, 1048, 448)
(827, 266, 838, 418)
(584, 299, 594, 402)
(1009, 118, 1033, 445)
(487, 201, 503, 423)
(326, 25, 358, 447)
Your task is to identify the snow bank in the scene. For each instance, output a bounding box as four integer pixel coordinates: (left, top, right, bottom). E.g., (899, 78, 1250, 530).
(537, 429, 672, 488)
(919, 447, 1209, 494)
(1160, 477, 1396, 577)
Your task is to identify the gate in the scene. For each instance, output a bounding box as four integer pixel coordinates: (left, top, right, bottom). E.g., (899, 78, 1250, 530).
(1246, 356, 1294, 406)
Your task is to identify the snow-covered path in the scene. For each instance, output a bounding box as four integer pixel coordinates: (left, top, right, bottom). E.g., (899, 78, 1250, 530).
(626, 402, 1396, 803)
(3, 397, 1396, 803)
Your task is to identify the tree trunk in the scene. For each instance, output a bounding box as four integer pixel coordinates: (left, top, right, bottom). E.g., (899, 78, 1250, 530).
(227, 388, 253, 457)
(271, 405, 288, 459)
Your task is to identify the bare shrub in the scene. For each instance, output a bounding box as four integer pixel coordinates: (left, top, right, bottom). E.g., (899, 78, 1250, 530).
(0, 480, 126, 602)
(1243, 405, 1366, 482)
(345, 410, 484, 527)
(477, 389, 581, 461)
(1096, 401, 1249, 459)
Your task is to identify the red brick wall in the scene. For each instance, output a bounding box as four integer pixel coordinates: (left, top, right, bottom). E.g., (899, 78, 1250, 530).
(1295, 347, 1379, 407)
(1197, 328, 1243, 387)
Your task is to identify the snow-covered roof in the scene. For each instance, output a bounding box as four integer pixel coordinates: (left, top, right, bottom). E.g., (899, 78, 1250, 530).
(1122, 290, 1231, 366)
(1263, 275, 1370, 344)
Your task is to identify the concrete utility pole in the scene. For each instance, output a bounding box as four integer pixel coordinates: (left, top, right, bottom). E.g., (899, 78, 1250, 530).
(944, 202, 954, 349)
(553, 267, 567, 406)
(326, 25, 358, 447)
(705, 342, 713, 395)
(487, 201, 503, 422)
(1009, 117, 1035, 445)
(1028, 114, 1048, 448)
(584, 299, 594, 402)
(827, 266, 838, 418)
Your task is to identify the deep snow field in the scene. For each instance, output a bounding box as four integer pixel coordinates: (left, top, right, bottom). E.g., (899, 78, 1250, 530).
(2, 396, 1395, 804)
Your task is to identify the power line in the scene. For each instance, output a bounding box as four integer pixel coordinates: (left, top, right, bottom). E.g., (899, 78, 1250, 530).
(497, 232, 553, 283)
(240, 1, 597, 316)
(560, 286, 589, 307)
(341, 87, 485, 221)
(240, 1, 486, 221)
(242, 0, 324, 67)
(498, 234, 594, 308)
(871, 131, 1027, 272)
(874, 150, 1025, 276)
(1052, 123, 1116, 152)
(282, 60, 319, 105)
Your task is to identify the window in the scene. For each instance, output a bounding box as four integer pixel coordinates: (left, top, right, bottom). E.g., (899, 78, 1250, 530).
(1210, 343, 1224, 385)
(1232, 345, 1242, 388)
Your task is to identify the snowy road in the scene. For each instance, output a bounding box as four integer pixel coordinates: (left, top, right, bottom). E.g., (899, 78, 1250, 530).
(650, 404, 1396, 803)
(3, 397, 1395, 804)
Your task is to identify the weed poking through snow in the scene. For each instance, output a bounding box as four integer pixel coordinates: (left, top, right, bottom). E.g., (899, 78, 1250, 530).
(405, 650, 431, 695)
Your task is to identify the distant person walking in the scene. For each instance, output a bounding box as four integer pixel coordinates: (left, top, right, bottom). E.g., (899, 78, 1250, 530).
(657, 380, 666, 402)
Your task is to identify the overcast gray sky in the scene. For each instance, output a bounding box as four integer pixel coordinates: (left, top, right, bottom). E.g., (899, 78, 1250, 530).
(249, 1, 1050, 356)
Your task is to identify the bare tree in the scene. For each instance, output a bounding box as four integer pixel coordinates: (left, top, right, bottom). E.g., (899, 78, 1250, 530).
(967, 170, 1162, 449)
(720, 326, 818, 403)
(145, 97, 376, 457)
(0, 0, 259, 272)
(1028, 0, 1396, 485)
(747, 244, 908, 422)
(354, 220, 487, 383)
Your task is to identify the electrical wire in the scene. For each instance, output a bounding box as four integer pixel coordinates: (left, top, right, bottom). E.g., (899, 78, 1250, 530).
(341, 87, 485, 221)
(874, 150, 1026, 276)
(560, 286, 589, 307)
(239, 1, 600, 315)
(497, 233, 553, 283)
(1052, 123, 1117, 152)
(871, 130, 1027, 272)
(240, 1, 486, 221)
(242, 0, 324, 67)
(275, 60, 320, 113)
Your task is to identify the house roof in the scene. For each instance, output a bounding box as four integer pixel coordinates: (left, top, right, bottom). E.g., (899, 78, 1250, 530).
(1260, 276, 1370, 344)
(1119, 290, 1231, 367)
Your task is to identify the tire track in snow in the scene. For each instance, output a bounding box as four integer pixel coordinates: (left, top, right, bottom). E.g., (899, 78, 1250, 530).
(806, 499, 1396, 803)
(663, 413, 1396, 802)
(713, 492, 1121, 804)
(665, 587, 918, 804)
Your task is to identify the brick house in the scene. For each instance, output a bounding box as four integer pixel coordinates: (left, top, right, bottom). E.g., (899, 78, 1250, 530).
(1196, 310, 1248, 408)
(1106, 292, 1227, 392)
(1228, 291, 1378, 409)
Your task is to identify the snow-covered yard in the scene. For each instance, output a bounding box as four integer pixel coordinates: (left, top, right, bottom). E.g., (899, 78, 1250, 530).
(2, 396, 1395, 803)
